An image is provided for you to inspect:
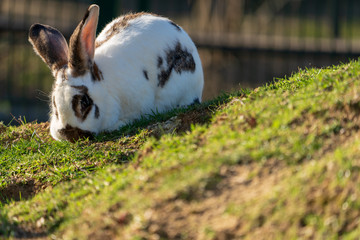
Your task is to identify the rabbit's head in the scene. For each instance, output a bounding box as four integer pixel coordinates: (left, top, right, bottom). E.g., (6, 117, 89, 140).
(29, 5, 103, 142)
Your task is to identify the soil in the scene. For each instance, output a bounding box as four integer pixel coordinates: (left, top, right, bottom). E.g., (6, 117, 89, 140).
(139, 160, 287, 240)
(146, 107, 212, 138)
(0, 180, 47, 203)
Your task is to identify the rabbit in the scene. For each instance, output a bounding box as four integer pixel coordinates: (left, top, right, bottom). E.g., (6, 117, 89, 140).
(28, 4, 204, 142)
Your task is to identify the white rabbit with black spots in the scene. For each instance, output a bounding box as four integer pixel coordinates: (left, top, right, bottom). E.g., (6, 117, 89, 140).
(29, 4, 204, 142)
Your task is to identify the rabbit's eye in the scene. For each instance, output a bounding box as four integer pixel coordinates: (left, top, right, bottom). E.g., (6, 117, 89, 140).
(72, 93, 93, 121)
(81, 94, 92, 110)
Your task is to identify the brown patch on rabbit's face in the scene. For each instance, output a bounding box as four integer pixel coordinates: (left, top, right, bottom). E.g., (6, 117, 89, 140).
(58, 124, 94, 142)
(95, 12, 159, 48)
(157, 41, 196, 88)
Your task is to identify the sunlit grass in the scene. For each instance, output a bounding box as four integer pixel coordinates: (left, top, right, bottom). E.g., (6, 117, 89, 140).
(1, 59, 360, 239)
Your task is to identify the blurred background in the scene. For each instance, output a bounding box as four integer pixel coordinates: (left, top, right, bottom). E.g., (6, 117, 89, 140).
(1, 0, 359, 124)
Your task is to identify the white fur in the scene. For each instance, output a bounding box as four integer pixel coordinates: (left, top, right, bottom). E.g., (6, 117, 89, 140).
(48, 13, 203, 141)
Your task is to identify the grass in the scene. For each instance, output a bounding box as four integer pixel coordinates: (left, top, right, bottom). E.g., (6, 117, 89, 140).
(1, 59, 360, 239)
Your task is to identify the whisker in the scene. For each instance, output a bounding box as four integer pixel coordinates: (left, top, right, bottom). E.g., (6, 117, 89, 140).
(35, 89, 51, 103)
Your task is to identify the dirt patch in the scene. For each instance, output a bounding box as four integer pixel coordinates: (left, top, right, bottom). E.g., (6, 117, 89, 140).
(176, 108, 212, 133)
(141, 160, 288, 239)
(0, 179, 47, 203)
(146, 108, 212, 138)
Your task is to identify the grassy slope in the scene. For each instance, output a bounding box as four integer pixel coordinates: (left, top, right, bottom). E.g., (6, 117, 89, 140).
(1, 60, 360, 239)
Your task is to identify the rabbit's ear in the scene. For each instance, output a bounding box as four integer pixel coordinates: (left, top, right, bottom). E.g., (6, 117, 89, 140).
(29, 24, 69, 71)
(68, 4, 99, 76)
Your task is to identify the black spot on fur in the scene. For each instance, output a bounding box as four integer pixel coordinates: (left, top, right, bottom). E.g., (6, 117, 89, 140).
(58, 124, 94, 143)
(71, 85, 94, 121)
(91, 62, 104, 82)
(191, 98, 200, 105)
(94, 104, 100, 119)
(143, 70, 149, 80)
(157, 41, 196, 88)
(169, 20, 181, 31)
(158, 71, 169, 87)
(157, 56, 163, 68)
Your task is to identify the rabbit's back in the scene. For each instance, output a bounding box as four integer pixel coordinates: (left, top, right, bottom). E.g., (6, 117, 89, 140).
(94, 13, 203, 117)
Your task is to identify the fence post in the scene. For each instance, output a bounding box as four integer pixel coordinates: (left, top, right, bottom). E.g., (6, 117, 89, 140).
(332, 0, 340, 38)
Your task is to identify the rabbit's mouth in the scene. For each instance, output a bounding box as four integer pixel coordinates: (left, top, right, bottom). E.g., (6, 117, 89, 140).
(57, 124, 94, 142)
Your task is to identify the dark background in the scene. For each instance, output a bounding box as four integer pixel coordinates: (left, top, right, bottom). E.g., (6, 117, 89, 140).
(1, 0, 359, 124)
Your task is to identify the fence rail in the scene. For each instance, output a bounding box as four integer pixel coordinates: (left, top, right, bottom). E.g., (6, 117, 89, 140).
(192, 33, 360, 56)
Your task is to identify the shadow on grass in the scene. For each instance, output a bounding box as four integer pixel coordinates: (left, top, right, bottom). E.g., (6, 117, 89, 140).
(0, 214, 50, 239)
(94, 91, 247, 142)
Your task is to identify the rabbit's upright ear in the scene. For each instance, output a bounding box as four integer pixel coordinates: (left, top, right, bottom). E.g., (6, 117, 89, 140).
(29, 24, 69, 71)
(68, 4, 99, 76)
